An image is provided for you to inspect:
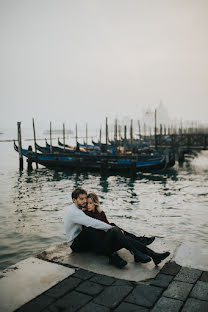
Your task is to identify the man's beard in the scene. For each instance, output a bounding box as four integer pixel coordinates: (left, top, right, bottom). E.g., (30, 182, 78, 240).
(78, 203, 86, 209)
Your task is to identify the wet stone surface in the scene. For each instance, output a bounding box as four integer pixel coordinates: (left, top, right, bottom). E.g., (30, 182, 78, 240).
(181, 298, 208, 312)
(174, 267, 202, 284)
(125, 284, 163, 308)
(149, 273, 173, 288)
(163, 281, 193, 301)
(16, 263, 208, 312)
(190, 281, 208, 301)
(151, 297, 183, 312)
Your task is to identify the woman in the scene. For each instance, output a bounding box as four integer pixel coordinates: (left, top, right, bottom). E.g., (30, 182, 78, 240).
(85, 193, 154, 244)
(85, 192, 170, 266)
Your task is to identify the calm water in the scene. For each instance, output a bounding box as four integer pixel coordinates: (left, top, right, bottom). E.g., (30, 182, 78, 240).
(0, 129, 208, 270)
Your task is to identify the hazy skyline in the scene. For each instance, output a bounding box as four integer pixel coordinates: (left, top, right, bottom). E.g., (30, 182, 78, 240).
(1, 0, 208, 131)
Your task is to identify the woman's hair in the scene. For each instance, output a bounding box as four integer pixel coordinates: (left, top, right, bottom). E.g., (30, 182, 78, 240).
(87, 193, 102, 213)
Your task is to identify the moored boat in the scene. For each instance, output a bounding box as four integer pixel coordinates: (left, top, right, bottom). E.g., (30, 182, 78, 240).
(14, 141, 168, 172)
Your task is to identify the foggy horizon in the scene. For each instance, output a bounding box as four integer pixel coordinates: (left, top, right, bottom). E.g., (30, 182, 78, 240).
(1, 0, 208, 131)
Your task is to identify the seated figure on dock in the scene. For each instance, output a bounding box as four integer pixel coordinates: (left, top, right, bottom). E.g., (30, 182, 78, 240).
(64, 187, 170, 268)
(84, 192, 155, 246)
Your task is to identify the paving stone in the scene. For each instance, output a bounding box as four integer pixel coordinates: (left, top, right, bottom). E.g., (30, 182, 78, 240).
(89, 274, 115, 286)
(200, 271, 208, 282)
(125, 284, 163, 308)
(16, 295, 55, 312)
(174, 267, 202, 284)
(190, 281, 208, 301)
(72, 269, 95, 280)
(114, 302, 149, 312)
(160, 261, 181, 276)
(54, 290, 91, 311)
(44, 276, 81, 298)
(150, 273, 173, 288)
(151, 297, 183, 312)
(93, 285, 133, 308)
(181, 298, 208, 312)
(79, 302, 110, 312)
(45, 305, 60, 312)
(163, 281, 193, 301)
(76, 280, 104, 296)
(113, 279, 133, 286)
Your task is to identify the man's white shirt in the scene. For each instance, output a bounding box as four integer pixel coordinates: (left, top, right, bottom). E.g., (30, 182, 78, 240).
(64, 203, 112, 246)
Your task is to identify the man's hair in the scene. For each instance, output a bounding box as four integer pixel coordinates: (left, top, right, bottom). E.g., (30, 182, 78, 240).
(71, 187, 87, 200)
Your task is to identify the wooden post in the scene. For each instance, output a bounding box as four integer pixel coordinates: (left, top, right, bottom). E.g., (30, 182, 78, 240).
(114, 119, 118, 145)
(124, 125, 127, 140)
(154, 109, 157, 150)
(63, 123, 65, 151)
(138, 120, 142, 149)
(99, 127, 102, 146)
(130, 119, 133, 149)
(17, 122, 23, 170)
(32, 118, 38, 169)
(27, 145, 33, 171)
(50, 121, 52, 153)
(118, 125, 121, 140)
(86, 123, 88, 147)
(144, 122, 146, 140)
(160, 124, 162, 145)
(105, 117, 108, 147)
(75, 123, 78, 150)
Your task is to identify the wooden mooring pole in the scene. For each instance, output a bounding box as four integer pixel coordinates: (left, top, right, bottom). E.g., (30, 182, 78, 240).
(50, 121, 52, 153)
(154, 109, 157, 150)
(99, 127, 102, 147)
(105, 117, 108, 148)
(17, 122, 23, 170)
(86, 123, 88, 147)
(63, 123, 65, 151)
(138, 120, 142, 150)
(130, 119, 133, 150)
(32, 118, 38, 169)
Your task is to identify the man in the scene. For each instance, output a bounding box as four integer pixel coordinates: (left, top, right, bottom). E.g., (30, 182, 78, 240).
(64, 187, 128, 267)
(64, 187, 170, 268)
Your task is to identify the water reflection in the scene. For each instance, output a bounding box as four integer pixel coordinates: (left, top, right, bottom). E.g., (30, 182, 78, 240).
(1, 153, 207, 271)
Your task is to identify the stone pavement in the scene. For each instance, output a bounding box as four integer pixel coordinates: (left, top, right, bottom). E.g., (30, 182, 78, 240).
(15, 261, 208, 312)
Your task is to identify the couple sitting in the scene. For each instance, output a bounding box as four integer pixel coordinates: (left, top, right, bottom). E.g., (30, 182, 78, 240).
(64, 187, 170, 268)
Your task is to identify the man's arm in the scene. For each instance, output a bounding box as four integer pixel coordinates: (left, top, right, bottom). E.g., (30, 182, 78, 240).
(73, 209, 112, 231)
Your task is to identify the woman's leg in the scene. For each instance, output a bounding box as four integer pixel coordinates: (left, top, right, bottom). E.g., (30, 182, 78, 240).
(110, 223, 155, 245)
(126, 236, 170, 265)
(103, 227, 151, 263)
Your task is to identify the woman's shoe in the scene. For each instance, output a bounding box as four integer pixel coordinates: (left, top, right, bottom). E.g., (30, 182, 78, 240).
(152, 252, 170, 265)
(138, 236, 155, 246)
(134, 250, 151, 263)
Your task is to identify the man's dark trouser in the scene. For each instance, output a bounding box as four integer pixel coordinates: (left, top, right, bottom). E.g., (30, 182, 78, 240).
(71, 226, 152, 256)
(71, 227, 105, 254)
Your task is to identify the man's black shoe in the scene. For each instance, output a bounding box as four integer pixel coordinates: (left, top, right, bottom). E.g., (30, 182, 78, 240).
(134, 250, 151, 263)
(137, 236, 155, 246)
(109, 252, 127, 268)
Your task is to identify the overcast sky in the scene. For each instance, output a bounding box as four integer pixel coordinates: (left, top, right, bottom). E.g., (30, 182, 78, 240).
(1, 0, 208, 131)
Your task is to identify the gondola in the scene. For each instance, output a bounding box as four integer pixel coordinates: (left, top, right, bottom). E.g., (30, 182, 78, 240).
(58, 138, 74, 149)
(14, 141, 168, 172)
(35, 141, 75, 154)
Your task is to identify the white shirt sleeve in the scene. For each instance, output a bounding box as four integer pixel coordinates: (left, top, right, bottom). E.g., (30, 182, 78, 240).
(72, 209, 112, 232)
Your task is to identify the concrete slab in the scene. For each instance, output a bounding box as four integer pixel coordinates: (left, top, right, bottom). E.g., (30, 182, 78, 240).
(37, 239, 177, 282)
(172, 242, 208, 271)
(0, 257, 75, 312)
